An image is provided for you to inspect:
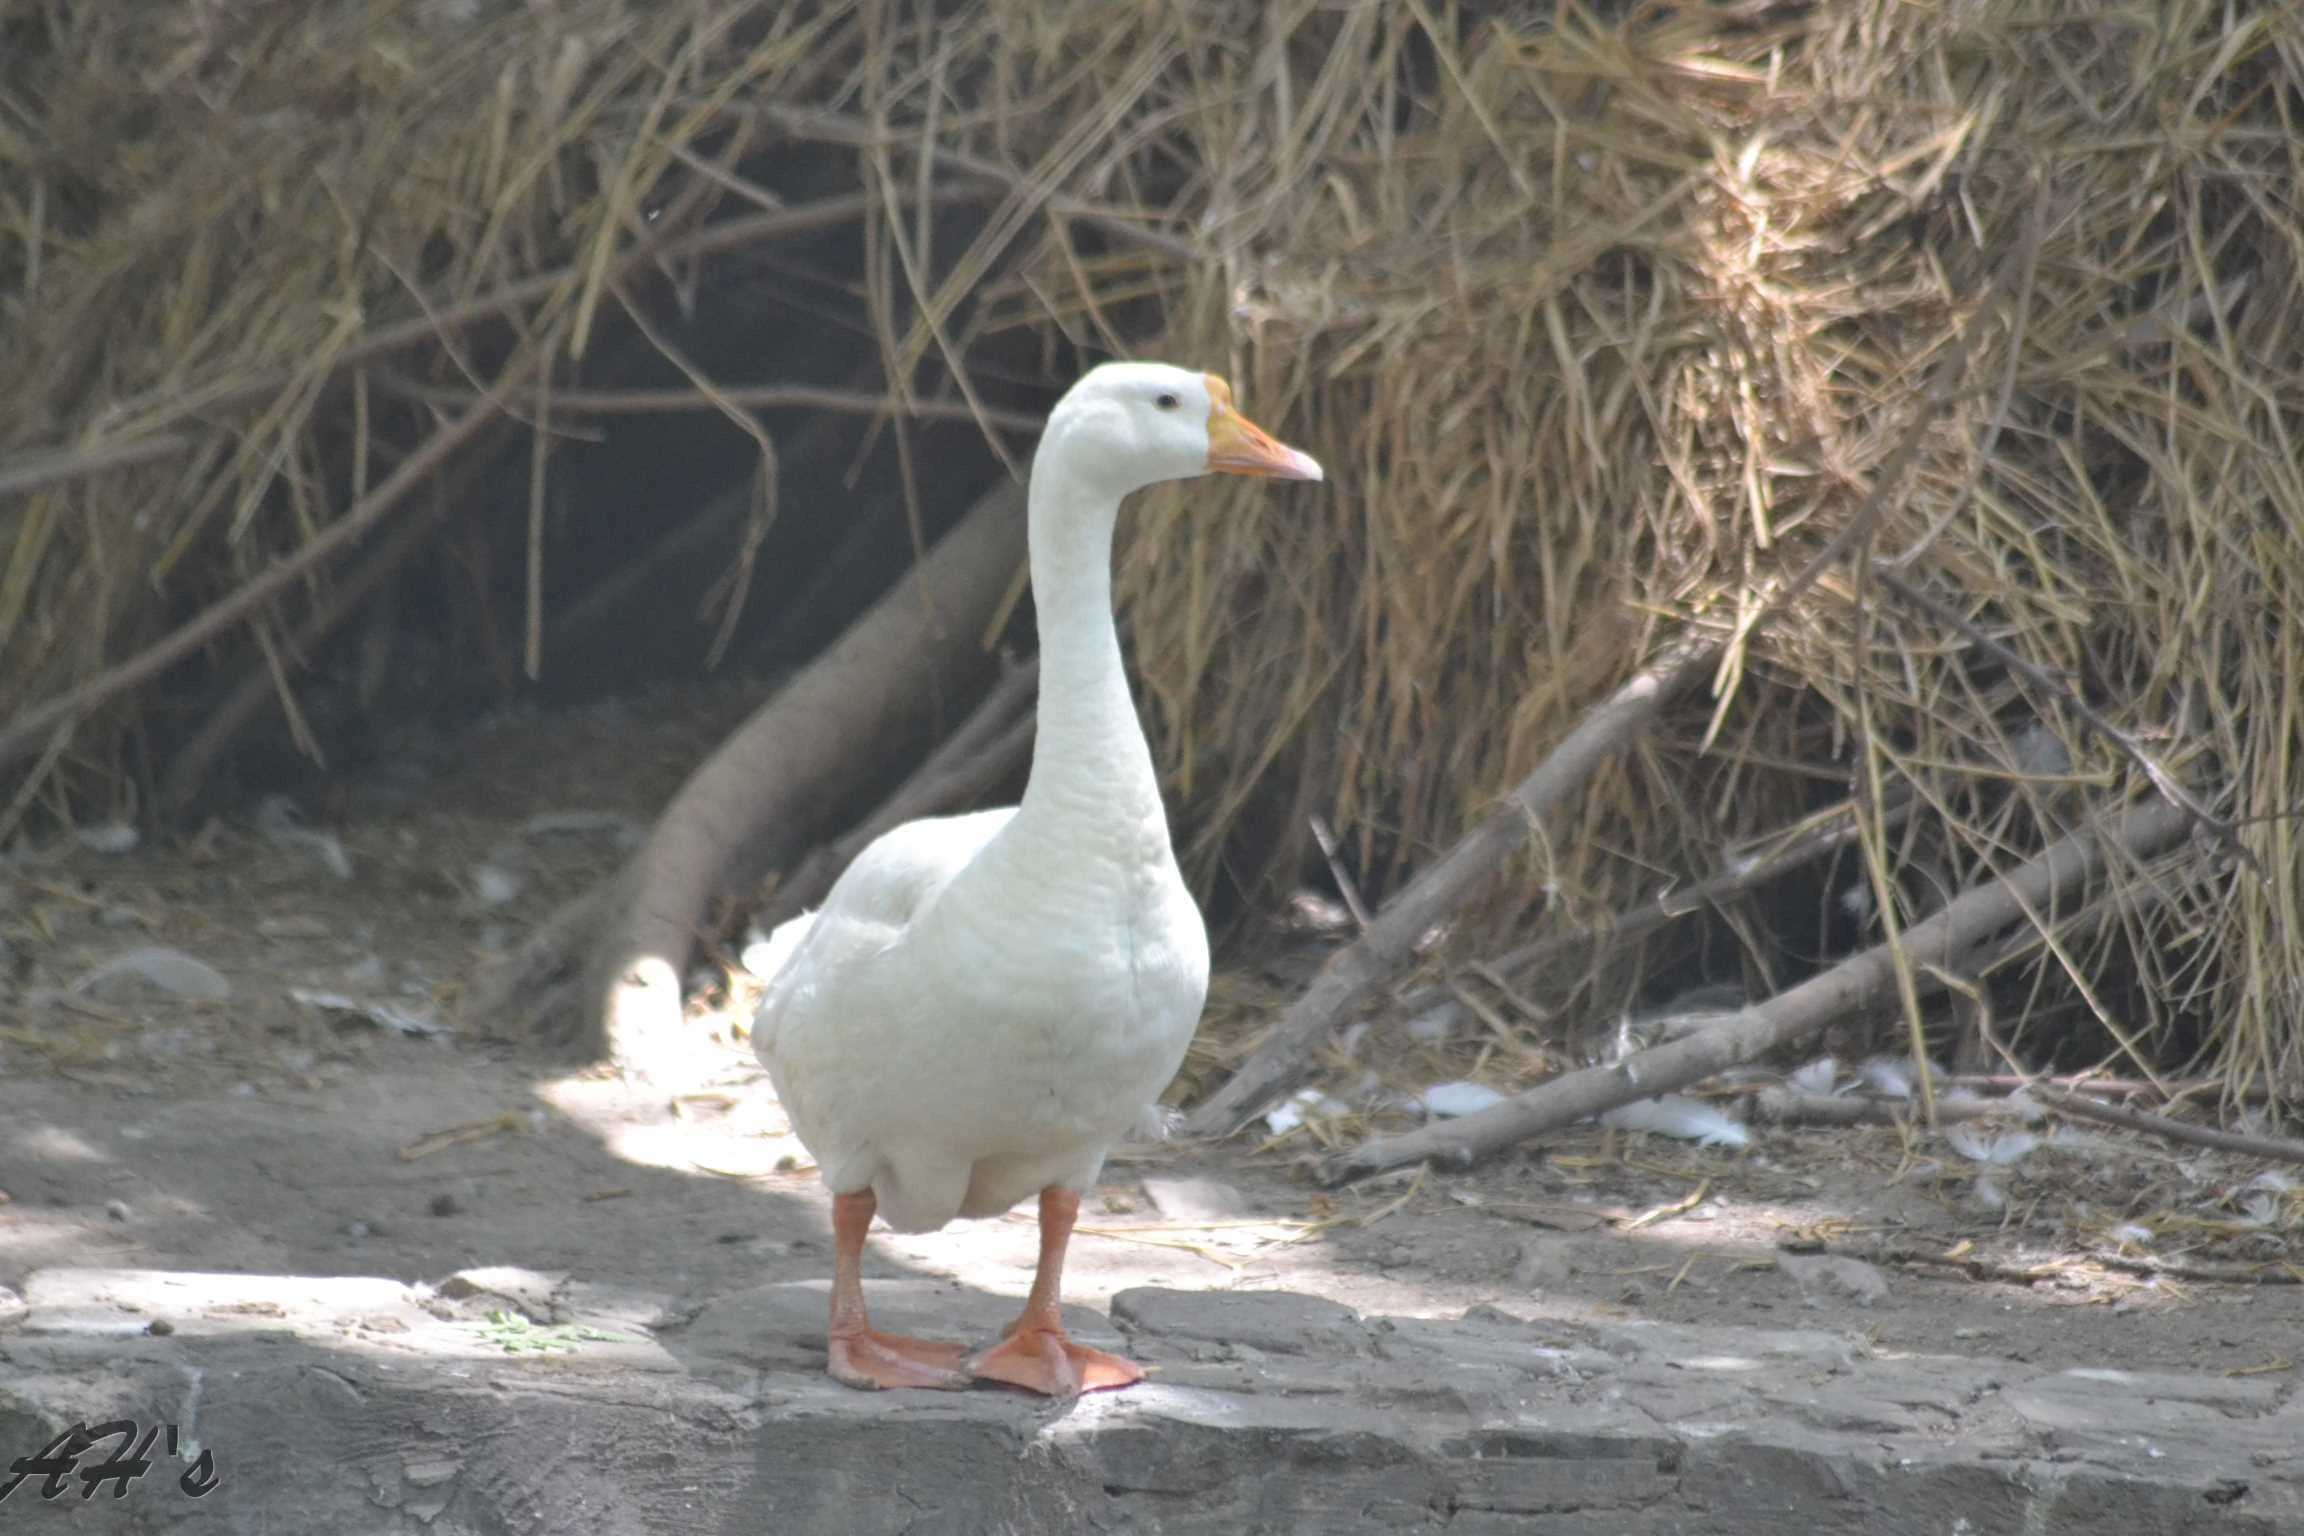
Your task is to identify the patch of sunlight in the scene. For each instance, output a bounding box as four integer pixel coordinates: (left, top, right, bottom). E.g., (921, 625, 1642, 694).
(11, 1122, 114, 1163)
(16, 1268, 679, 1367)
(534, 1068, 806, 1179)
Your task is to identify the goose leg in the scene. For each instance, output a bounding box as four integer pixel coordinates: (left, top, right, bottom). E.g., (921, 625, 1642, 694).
(969, 1187, 1146, 1396)
(825, 1190, 969, 1390)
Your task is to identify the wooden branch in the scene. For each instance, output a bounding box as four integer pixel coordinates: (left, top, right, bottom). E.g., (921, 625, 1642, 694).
(586, 476, 1028, 1067)
(1180, 629, 1722, 1139)
(1393, 791, 1911, 1035)
(1945, 1072, 2273, 1105)
(2028, 1085, 2304, 1167)
(1318, 797, 2202, 1184)
(1752, 1087, 2031, 1128)
(1184, 199, 2050, 1142)
(0, 365, 535, 774)
(373, 375, 1046, 435)
(1846, 1239, 2299, 1288)
(473, 568, 1032, 1047)
(751, 656, 1038, 932)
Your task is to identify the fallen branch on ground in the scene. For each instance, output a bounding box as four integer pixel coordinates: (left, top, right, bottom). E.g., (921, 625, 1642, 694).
(1845, 1241, 2301, 1288)
(582, 476, 1028, 1067)
(1318, 797, 2203, 1184)
(1751, 1087, 2032, 1128)
(749, 656, 1038, 935)
(1180, 629, 1723, 1139)
(1393, 791, 1911, 1037)
(2028, 1085, 2304, 1167)
(1186, 209, 2048, 1141)
(1945, 1072, 2273, 1105)
(462, 672, 1031, 1039)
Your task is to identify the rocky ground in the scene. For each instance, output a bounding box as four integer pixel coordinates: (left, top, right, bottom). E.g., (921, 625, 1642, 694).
(3, 682, 2299, 1532)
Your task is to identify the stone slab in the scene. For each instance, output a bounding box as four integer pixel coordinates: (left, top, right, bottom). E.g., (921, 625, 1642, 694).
(0, 1273, 2294, 1534)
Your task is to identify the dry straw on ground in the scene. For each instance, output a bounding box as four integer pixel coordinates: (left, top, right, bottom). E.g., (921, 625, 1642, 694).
(3, 1, 2301, 1100)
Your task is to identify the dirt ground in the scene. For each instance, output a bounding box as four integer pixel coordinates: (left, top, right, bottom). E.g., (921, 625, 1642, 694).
(4, 681, 2300, 1387)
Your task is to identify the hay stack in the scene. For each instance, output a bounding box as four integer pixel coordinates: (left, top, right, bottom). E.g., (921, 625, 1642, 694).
(3, 1, 2301, 1095)
(1119, 1, 2304, 1096)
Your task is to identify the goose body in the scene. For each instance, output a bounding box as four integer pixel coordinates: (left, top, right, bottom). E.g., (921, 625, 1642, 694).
(750, 362, 1320, 1394)
(753, 796, 1203, 1233)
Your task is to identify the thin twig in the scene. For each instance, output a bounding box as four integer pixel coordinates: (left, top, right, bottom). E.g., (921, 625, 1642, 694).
(2, 189, 983, 499)
(1394, 791, 1912, 1030)
(604, 273, 782, 670)
(2028, 1085, 2304, 1166)
(1945, 1072, 2273, 1105)
(1873, 567, 2246, 867)
(1752, 1087, 2035, 1128)
(371, 375, 1046, 436)
(0, 431, 201, 499)
(1308, 814, 1373, 931)
(1860, 1242, 2301, 1288)
(0, 360, 540, 772)
(740, 102, 1198, 262)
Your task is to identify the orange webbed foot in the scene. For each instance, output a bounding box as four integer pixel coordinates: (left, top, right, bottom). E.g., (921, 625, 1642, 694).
(827, 1329, 971, 1391)
(969, 1325, 1146, 1397)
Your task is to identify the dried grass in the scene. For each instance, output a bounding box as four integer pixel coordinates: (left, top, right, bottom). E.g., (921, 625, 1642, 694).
(1115, 0, 2304, 1101)
(4, 0, 2303, 1097)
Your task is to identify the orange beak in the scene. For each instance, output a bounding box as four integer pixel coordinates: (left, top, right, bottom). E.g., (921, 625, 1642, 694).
(1203, 375, 1323, 481)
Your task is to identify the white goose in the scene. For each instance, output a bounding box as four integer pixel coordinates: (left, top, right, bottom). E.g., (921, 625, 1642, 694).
(750, 362, 1320, 1395)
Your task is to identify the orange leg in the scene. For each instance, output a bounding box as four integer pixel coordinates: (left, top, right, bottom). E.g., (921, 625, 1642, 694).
(969, 1187, 1145, 1396)
(825, 1190, 968, 1390)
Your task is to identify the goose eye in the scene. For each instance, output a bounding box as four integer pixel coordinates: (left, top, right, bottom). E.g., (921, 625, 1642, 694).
(1155, 392, 1180, 411)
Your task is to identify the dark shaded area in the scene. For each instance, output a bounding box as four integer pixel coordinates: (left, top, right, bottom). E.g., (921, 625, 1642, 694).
(145, 144, 1084, 823)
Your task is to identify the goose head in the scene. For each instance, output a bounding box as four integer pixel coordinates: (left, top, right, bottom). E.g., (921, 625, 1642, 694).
(1039, 362, 1323, 499)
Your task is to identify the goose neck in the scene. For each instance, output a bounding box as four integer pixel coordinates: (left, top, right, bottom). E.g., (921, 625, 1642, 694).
(1020, 454, 1161, 828)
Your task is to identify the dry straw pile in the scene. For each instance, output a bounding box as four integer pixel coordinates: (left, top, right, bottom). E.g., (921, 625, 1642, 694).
(3, 1, 2301, 1096)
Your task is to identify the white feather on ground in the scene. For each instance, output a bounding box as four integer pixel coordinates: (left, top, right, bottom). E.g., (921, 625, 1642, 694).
(1599, 1095, 1750, 1149)
(1788, 1056, 1845, 1096)
(1413, 1080, 1509, 1119)
(1944, 1123, 2039, 1165)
